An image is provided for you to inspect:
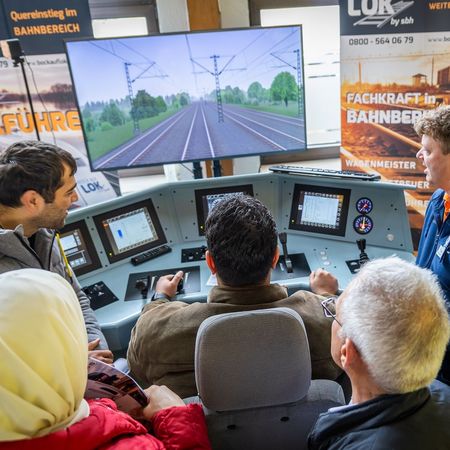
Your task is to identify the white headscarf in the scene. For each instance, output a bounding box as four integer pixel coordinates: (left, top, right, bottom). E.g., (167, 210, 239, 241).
(0, 269, 90, 441)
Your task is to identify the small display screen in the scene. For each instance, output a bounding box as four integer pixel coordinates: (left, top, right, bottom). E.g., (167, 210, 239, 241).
(289, 184, 351, 236)
(103, 207, 158, 255)
(195, 185, 254, 235)
(59, 220, 102, 276)
(94, 199, 166, 263)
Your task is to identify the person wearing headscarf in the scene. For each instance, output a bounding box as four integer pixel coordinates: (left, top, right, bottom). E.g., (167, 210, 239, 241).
(0, 269, 211, 449)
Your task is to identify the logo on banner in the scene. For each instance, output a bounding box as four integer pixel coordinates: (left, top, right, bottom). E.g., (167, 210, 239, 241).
(348, 0, 414, 28)
(80, 181, 105, 194)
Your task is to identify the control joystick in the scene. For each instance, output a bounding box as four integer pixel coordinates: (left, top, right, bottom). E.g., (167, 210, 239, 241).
(176, 276, 184, 295)
(356, 239, 369, 266)
(135, 274, 151, 299)
(279, 232, 293, 273)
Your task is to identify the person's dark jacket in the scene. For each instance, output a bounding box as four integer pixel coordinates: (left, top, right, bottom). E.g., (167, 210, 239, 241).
(0, 226, 107, 348)
(416, 188, 450, 308)
(416, 188, 450, 385)
(308, 380, 450, 450)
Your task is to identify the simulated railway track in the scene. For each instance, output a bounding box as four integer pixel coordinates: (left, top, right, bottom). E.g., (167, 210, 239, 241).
(93, 101, 306, 170)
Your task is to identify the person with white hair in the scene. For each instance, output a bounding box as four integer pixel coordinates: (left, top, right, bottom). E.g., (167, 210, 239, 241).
(0, 269, 211, 449)
(308, 257, 450, 450)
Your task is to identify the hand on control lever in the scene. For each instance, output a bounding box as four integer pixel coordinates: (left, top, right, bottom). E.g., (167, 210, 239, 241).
(356, 239, 370, 266)
(278, 232, 293, 273)
(155, 270, 184, 299)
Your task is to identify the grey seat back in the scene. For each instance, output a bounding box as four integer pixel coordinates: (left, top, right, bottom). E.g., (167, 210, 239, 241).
(193, 307, 344, 450)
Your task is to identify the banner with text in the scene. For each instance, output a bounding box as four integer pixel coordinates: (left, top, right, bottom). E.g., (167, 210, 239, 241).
(339, 0, 450, 247)
(0, 0, 119, 206)
(1, 0, 93, 54)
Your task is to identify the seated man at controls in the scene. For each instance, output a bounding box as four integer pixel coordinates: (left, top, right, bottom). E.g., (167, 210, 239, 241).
(128, 194, 342, 397)
(308, 257, 450, 450)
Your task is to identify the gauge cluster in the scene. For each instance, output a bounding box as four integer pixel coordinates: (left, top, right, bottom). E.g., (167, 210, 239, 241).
(354, 197, 373, 234)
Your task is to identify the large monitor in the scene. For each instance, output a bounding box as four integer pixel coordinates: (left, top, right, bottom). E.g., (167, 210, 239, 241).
(59, 220, 102, 276)
(93, 199, 166, 263)
(289, 184, 351, 237)
(65, 26, 306, 171)
(195, 184, 254, 235)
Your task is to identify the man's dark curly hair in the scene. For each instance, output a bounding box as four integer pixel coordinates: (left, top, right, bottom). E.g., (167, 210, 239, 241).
(0, 140, 76, 207)
(205, 194, 278, 286)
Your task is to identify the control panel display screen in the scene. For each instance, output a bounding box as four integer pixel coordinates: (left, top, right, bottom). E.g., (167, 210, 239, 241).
(195, 184, 254, 235)
(289, 184, 351, 236)
(59, 220, 102, 276)
(94, 199, 167, 263)
(105, 208, 157, 254)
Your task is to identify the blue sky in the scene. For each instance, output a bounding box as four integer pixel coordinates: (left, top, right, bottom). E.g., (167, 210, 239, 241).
(66, 26, 303, 105)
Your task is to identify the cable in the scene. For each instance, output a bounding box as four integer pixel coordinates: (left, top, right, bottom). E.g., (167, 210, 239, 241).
(24, 56, 57, 144)
(89, 41, 130, 62)
(180, 163, 194, 175)
(117, 39, 153, 64)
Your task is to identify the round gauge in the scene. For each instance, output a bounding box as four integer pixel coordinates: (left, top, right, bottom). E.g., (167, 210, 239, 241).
(353, 215, 373, 234)
(356, 197, 373, 214)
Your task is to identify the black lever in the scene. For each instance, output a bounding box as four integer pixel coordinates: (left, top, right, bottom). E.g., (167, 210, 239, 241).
(135, 274, 152, 299)
(356, 239, 369, 266)
(278, 232, 293, 273)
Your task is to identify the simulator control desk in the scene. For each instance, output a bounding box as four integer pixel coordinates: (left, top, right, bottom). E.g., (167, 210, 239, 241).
(62, 172, 415, 351)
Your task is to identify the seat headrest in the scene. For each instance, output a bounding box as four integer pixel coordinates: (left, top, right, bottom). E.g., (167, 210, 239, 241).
(195, 307, 311, 411)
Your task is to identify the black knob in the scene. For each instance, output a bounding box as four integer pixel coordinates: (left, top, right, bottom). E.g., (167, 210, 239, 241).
(356, 239, 369, 266)
(356, 239, 366, 252)
(135, 280, 146, 291)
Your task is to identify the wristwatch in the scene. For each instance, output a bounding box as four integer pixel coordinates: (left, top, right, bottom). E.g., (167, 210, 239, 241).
(150, 291, 171, 301)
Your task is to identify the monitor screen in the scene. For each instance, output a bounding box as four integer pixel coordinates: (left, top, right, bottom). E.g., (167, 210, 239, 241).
(59, 220, 102, 276)
(289, 184, 351, 237)
(65, 26, 306, 171)
(195, 184, 254, 235)
(93, 199, 166, 263)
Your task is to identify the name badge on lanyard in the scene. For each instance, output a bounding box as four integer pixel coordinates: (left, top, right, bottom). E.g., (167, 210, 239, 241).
(436, 235, 450, 260)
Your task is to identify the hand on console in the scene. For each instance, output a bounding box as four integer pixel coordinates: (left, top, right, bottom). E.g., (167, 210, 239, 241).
(143, 385, 186, 420)
(309, 268, 339, 296)
(155, 270, 184, 299)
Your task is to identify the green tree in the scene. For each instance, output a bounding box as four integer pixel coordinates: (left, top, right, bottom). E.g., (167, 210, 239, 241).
(223, 85, 234, 103)
(155, 96, 167, 113)
(270, 72, 298, 107)
(100, 121, 113, 131)
(232, 87, 245, 104)
(179, 94, 188, 106)
(82, 107, 96, 133)
(131, 90, 158, 120)
(99, 101, 125, 126)
(247, 81, 264, 101)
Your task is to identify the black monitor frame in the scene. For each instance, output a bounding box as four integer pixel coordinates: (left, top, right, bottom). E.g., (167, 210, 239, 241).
(289, 184, 351, 237)
(65, 25, 307, 172)
(195, 184, 254, 236)
(93, 199, 167, 264)
(59, 220, 102, 276)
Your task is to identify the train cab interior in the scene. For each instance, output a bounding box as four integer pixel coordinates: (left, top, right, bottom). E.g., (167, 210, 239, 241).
(62, 171, 414, 352)
(1, 0, 449, 448)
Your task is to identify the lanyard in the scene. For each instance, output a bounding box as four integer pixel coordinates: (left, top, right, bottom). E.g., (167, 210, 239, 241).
(55, 233, 73, 282)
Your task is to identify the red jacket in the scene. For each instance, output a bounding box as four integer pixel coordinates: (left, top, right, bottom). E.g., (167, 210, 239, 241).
(0, 399, 211, 450)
